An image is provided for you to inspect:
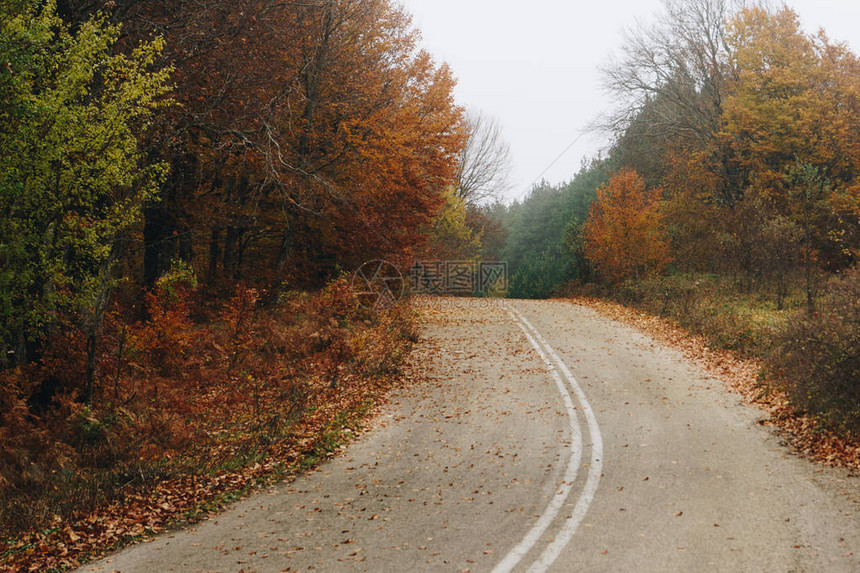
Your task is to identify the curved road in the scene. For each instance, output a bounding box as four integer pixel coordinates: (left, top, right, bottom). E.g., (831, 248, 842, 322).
(80, 299, 860, 572)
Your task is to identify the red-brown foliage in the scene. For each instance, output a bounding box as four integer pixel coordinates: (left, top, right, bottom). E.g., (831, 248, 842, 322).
(583, 169, 672, 283)
(0, 278, 416, 565)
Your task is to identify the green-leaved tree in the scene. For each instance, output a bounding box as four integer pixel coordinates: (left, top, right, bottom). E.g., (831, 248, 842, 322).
(0, 0, 171, 402)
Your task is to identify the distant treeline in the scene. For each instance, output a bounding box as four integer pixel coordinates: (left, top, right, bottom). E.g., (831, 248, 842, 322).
(471, 0, 860, 436)
(474, 1, 858, 304)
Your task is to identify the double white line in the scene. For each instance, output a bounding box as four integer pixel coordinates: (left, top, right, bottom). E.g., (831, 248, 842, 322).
(494, 306, 604, 573)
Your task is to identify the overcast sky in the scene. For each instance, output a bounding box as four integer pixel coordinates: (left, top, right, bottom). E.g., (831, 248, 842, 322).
(398, 0, 860, 203)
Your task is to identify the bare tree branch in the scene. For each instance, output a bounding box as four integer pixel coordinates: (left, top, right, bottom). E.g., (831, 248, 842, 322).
(599, 0, 768, 144)
(456, 111, 512, 205)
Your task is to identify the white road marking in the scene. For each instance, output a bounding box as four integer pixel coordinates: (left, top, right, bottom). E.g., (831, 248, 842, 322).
(514, 307, 604, 573)
(493, 305, 604, 573)
(492, 307, 584, 573)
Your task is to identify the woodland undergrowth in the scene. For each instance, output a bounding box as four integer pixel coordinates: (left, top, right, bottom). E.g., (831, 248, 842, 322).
(0, 277, 417, 572)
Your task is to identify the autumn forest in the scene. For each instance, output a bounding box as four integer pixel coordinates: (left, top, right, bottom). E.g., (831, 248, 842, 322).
(1, 0, 859, 568)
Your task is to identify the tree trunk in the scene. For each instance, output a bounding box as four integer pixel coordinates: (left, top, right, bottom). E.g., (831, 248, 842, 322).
(85, 333, 97, 406)
(179, 226, 193, 264)
(208, 227, 222, 284)
(297, 1, 334, 164)
(144, 205, 177, 286)
(236, 233, 248, 280)
(805, 244, 815, 315)
(223, 226, 240, 278)
(274, 225, 292, 273)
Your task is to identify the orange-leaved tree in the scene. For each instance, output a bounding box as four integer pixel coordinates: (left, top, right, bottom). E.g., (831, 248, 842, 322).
(721, 7, 860, 197)
(583, 169, 671, 283)
(718, 6, 860, 282)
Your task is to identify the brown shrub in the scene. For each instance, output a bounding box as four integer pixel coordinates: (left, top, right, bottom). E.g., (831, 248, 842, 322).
(0, 275, 415, 542)
(772, 267, 860, 434)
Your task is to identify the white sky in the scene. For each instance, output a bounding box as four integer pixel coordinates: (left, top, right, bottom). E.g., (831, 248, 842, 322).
(398, 0, 860, 203)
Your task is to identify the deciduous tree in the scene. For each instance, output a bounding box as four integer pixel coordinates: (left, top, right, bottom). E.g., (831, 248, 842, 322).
(425, 189, 482, 261)
(720, 7, 860, 278)
(0, 1, 170, 380)
(583, 169, 671, 283)
(72, 0, 465, 285)
(456, 111, 512, 206)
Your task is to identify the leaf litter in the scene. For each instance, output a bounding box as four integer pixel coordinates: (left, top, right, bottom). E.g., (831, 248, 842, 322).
(569, 296, 860, 473)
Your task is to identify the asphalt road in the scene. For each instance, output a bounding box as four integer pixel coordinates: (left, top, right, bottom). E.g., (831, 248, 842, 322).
(78, 299, 860, 572)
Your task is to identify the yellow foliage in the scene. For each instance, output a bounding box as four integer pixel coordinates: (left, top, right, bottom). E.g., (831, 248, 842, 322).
(425, 188, 483, 261)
